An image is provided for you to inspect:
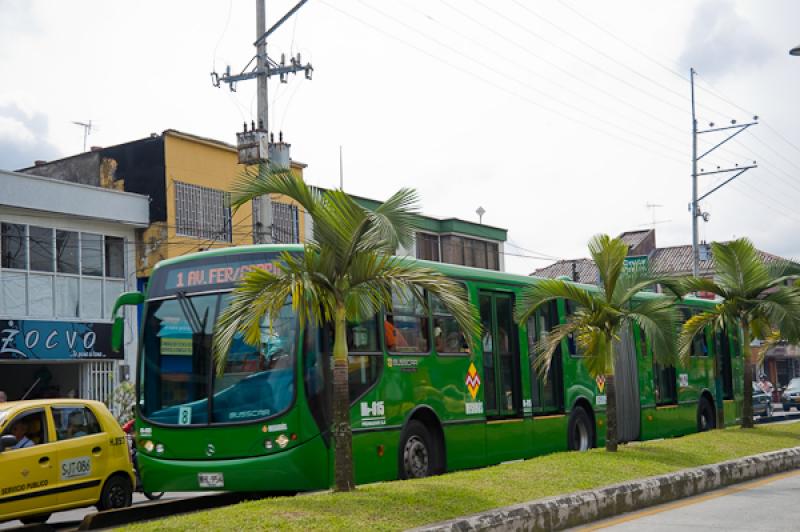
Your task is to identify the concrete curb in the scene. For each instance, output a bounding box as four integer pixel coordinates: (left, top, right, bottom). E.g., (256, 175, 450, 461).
(411, 446, 800, 532)
(76, 492, 250, 530)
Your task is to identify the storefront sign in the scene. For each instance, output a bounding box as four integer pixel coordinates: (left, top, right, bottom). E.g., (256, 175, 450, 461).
(0, 319, 117, 360)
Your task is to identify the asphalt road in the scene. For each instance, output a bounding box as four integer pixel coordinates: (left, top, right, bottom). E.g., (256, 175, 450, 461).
(575, 469, 800, 531)
(0, 492, 213, 530)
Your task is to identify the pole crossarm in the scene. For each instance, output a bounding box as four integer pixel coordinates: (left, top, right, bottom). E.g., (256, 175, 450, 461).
(696, 123, 755, 161)
(697, 165, 757, 202)
(254, 0, 309, 47)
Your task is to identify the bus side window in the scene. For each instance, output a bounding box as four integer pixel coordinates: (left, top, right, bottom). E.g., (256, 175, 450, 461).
(431, 293, 468, 354)
(564, 300, 580, 357)
(384, 287, 430, 354)
(681, 307, 709, 357)
(320, 318, 384, 405)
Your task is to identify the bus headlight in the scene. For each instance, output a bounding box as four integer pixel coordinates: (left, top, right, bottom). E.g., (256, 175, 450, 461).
(143, 440, 155, 453)
(276, 434, 289, 448)
(155, 443, 165, 454)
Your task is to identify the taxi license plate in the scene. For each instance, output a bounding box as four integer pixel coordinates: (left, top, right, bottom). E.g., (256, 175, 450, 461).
(198, 473, 224, 488)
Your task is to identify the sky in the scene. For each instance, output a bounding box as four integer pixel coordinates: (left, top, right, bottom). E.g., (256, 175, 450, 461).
(1, 0, 799, 275)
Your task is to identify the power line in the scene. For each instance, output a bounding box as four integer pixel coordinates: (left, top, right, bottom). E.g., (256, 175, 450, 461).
(323, 1, 686, 165)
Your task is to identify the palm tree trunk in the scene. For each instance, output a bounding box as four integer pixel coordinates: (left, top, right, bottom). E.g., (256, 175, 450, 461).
(741, 321, 754, 429)
(332, 303, 356, 491)
(605, 373, 618, 452)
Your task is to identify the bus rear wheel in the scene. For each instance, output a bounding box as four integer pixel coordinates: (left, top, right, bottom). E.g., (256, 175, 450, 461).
(697, 397, 716, 432)
(400, 420, 436, 479)
(568, 407, 594, 451)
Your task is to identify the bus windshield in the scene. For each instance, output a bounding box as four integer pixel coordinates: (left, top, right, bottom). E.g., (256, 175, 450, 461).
(138, 292, 297, 426)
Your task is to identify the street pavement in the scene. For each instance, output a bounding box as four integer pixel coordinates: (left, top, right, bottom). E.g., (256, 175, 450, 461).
(0, 492, 214, 530)
(573, 468, 800, 531)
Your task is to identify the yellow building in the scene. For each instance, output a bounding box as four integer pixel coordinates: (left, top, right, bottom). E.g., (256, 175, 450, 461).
(22, 129, 308, 279)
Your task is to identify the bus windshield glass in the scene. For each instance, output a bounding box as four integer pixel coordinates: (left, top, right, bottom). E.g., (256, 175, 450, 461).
(138, 289, 297, 426)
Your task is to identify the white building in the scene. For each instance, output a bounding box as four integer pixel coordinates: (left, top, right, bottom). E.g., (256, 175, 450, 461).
(0, 169, 148, 407)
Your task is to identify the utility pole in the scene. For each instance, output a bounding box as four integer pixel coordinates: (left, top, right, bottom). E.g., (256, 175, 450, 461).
(211, 0, 313, 244)
(690, 67, 758, 277)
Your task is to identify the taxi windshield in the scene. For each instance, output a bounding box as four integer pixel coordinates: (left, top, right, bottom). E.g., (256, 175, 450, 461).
(138, 292, 297, 426)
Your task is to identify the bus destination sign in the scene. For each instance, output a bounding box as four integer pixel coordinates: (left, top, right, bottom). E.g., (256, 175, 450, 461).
(166, 260, 278, 290)
(150, 252, 285, 297)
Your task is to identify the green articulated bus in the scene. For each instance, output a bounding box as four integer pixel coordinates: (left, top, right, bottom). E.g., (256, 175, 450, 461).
(112, 244, 743, 493)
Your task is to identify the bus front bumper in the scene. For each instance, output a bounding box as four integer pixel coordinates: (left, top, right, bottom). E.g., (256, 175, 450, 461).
(138, 436, 330, 493)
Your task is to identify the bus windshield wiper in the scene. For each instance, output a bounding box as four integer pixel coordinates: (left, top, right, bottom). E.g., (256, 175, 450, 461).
(176, 291, 209, 335)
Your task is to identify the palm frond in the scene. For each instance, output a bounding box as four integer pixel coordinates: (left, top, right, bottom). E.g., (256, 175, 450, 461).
(677, 311, 719, 367)
(515, 279, 599, 324)
(212, 249, 335, 375)
(348, 256, 481, 351)
(711, 238, 770, 297)
(532, 320, 581, 379)
(676, 277, 728, 299)
(588, 234, 628, 303)
(229, 166, 321, 216)
(626, 298, 680, 367)
(359, 188, 420, 253)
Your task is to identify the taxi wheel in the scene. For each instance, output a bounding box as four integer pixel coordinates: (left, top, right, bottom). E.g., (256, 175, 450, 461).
(98, 475, 133, 511)
(20, 513, 51, 525)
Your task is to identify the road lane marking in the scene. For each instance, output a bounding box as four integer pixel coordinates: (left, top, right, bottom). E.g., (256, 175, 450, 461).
(576, 469, 800, 531)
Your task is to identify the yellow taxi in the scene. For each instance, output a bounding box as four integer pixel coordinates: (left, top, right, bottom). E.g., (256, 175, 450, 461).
(0, 399, 136, 525)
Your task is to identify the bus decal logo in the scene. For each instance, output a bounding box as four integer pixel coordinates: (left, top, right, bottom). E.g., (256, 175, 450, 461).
(361, 401, 384, 418)
(596, 375, 606, 394)
(466, 363, 481, 400)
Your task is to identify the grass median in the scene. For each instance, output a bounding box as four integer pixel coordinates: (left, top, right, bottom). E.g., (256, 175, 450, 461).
(124, 422, 800, 531)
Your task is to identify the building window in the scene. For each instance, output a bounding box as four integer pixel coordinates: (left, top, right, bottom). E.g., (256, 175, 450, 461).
(1, 223, 27, 270)
(175, 181, 232, 242)
(0, 221, 128, 320)
(416, 232, 440, 262)
(272, 202, 300, 244)
(440, 235, 499, 270)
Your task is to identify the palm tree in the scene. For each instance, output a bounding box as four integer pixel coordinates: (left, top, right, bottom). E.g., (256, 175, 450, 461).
(515, 234, 679, 452)
(677, 238, 800, 429)
(212, 167, 480, 491)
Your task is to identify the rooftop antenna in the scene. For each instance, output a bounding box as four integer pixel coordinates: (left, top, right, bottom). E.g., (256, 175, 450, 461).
(72, 120, 93, 152)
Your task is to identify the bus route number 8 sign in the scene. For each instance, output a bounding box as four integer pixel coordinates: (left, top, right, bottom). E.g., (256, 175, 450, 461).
(178, 406, 192, 425)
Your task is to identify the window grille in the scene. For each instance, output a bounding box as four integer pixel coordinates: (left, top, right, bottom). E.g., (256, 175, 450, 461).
(272, 202, 300, 244)
(175, 181, 232, 242)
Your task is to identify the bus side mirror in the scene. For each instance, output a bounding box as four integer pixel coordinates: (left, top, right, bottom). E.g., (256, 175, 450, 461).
(111, 291, 145, 352)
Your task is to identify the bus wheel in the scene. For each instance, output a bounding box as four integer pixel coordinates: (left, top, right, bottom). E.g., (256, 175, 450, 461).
(697, 397, 716, 432)
(567, 407, 593, 451)
(400, 420, 435, 479)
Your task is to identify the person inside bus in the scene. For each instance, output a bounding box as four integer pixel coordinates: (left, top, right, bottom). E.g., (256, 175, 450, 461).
(9, 420, 34, 449)
(384, 317, 409, 351)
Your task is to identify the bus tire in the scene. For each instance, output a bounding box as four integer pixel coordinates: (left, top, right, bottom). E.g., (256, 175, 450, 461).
(399, 420, 436, 479)
(567, 407, 594, 451)
(697, 397, 715, 432)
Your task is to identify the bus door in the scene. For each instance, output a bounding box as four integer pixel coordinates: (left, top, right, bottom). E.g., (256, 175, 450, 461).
(479, 291, 526, 463)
